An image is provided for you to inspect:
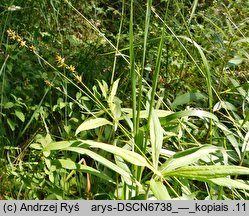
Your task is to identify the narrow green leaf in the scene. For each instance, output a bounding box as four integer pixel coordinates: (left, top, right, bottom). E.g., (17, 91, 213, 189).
(75, 118, 113, 135)
(188, 0, 198, 24)
(161, 110, 219, 125)
(122, 108, 172, 119)
(163, 165, 249, 178)
(208, 178, 249, 190)
(160, 145, 220, 173)
(150, 179, 171, 200)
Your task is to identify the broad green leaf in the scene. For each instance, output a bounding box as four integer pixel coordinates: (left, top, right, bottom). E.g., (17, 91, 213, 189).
(150, 179, 171, 200)
(81, 140, 149, 168)
(15, 110, 25, 122)
(208, 178, 249, 190)
(75, 118, 112, 135)
(172, 92, 207, 109)
(150, 108, 163, 169)
(62, 146, 140, 186)
(163, 165, 249, 178)
(160, 110, 219, 125)
(160, 145, 220, 173)
(55, 159, 115, 184)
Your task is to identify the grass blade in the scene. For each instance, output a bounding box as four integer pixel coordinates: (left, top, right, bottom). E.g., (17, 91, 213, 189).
(208, 178, 249, 190)
(81, 140, 150, 168)
(161, 109, 219, 125)
(75, 118, 113, 135)
(163, 165, 249, 178)
(160, 145, 220, 173)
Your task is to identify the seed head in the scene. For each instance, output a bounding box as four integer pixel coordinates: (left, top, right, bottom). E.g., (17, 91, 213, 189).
(67, 65, 76, 73)
(55, 55, 65, 67)
(19, 40, 26, 47)
(7, 29, 17, 40)
(29, 45, 36, 52)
